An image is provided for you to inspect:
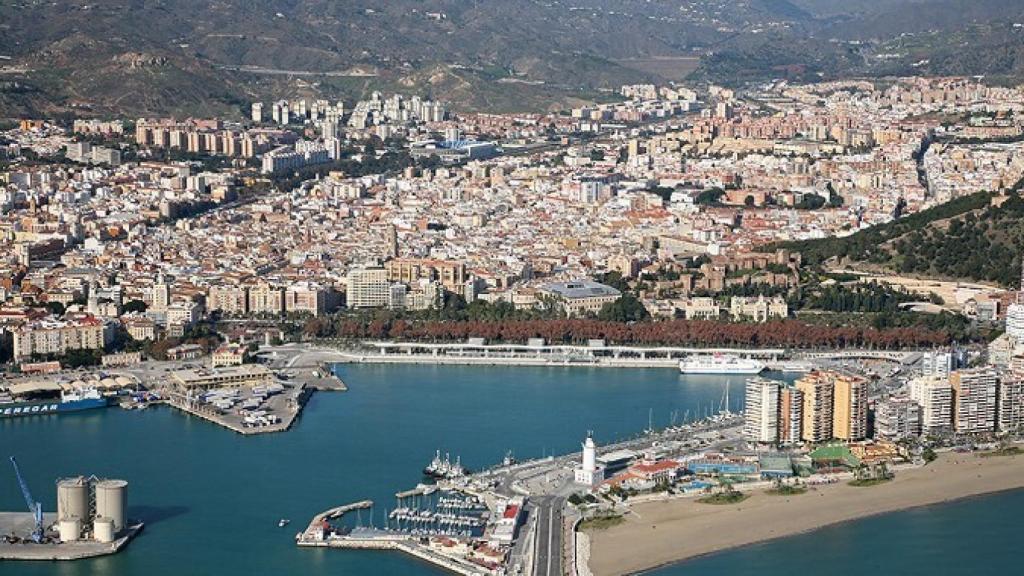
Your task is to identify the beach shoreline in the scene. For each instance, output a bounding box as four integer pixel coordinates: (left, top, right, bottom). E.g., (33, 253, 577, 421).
(586, 452, 1024, 576)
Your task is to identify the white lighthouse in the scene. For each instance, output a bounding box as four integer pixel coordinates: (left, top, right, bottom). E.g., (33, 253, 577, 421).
(574, 431, 605, 487)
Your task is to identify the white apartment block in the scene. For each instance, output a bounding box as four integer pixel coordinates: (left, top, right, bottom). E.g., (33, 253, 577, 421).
(910, 375, 953, 436)
(744, 377, 780, 444)
(874, 398, 922, 440)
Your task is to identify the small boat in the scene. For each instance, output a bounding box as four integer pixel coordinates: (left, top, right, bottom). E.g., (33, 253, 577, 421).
(502, 450, 517, 467)
(278, 519, 290, 527)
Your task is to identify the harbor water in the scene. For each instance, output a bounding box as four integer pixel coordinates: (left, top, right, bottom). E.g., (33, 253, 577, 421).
(0, 364, 1021, 576)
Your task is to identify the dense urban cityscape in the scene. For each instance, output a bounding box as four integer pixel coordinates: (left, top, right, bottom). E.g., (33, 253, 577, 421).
(4, 1, 1024, 575)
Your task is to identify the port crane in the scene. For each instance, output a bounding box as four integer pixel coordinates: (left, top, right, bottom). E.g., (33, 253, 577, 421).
(9, 457, 43, 543)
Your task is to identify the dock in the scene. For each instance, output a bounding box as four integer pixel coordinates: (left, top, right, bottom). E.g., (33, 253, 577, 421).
(166, 382, 311, 436)
(395, 484, 438, 499)
(298, 535, 489, 575)
(0, 513, 144, 561)
(299, 500, 373, 540)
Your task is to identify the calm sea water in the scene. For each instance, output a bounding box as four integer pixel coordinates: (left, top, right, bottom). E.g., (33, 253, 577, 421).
(645, 489, 1024, 576)
(0, 364, 1019, 576)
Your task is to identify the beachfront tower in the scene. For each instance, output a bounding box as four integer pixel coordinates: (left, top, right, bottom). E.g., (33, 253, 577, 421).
(574, 431, 605, 488)
(744, 377, 781, 445)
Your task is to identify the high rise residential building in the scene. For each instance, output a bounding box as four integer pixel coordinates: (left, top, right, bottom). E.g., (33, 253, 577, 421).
(950, 368, 998, 434)
(875, 398, 921, 440)
(998, 374, 1024, 432)
(910, 375, 953, 436)
(150, 275, 170, 313)
(796, 372, 835, 443)
(832, 373, 868, 441)
(778, 386, 803, 445)
(251, 102, 263, 123)
(346, 267, 389, 308)
(744, 377, 780, 444)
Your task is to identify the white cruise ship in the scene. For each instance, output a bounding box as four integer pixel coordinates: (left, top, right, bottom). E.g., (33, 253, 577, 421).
(679, 354, 765, 375)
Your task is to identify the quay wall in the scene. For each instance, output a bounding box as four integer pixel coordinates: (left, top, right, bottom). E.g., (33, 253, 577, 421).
(299, 537, 486, 575)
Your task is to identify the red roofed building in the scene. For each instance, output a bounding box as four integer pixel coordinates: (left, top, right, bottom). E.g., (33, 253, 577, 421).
(628, 459, 680, 483)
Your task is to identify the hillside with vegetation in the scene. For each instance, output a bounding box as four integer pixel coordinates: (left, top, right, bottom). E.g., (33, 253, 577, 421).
(773, 191, 1024, 288)
(3, 1, 1024, 117)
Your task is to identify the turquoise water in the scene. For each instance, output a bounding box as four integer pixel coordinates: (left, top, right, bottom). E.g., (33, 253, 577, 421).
(0, 365, 745, 576)
(646, 489, 1024, 576)
(1, 364, 1020, 576)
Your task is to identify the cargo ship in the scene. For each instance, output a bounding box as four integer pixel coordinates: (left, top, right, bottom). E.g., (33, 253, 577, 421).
(0, 388, 110, 418)
(679, 354, 765, 375)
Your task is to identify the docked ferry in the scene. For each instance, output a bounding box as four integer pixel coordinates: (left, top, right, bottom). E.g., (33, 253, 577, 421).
(0, 388, 110, 419)
(679, 354, 765, 375)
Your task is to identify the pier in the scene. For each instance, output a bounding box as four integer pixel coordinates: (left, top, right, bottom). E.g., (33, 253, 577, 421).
(0, 513, 144, 561)
(299, 500, 373, 540)
(298, 496, 496, 575)
(166, 382, 311, 435)
(396, 485, 439, 499)
(298, 535, 489, 575)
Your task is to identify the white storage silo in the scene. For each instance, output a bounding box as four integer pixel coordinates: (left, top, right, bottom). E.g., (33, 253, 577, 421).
(93, 517, 115, 543)
(57, 477, 90, 523)
(58, 518, 81, 542)
(94, 479, 128, 532)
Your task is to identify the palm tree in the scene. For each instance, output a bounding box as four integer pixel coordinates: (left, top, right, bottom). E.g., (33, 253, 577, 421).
(873, 462, 890, 480)
(854, 463, 869, 481)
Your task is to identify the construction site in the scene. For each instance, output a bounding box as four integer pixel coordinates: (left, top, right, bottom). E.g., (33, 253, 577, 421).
(1, 458, 142, 561)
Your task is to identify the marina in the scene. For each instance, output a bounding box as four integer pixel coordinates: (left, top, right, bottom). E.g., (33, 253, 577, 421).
(295, 379, 752, 575)
(2, 363, 1022, 576)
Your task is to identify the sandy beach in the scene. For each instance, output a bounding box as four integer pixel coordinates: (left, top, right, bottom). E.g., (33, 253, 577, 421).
(586, 452, 1024, 575)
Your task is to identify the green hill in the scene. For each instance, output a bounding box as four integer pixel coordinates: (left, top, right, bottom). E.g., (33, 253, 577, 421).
(774, 191, 1024, 288)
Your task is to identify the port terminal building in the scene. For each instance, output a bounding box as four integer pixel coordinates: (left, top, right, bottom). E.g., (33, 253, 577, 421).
(169, 365, 273, 390)
(366, 340, 785, 362)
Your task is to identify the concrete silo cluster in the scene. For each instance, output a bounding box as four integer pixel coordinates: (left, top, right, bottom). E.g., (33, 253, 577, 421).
(55, 477, 128, 544)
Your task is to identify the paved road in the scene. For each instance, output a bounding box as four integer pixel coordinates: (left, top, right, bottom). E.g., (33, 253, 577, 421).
(532, 496, 563, 576)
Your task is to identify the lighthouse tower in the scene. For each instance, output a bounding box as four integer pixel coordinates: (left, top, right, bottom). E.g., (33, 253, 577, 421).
(582, 432, 597, 472)
(574, 431, 605, 488)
